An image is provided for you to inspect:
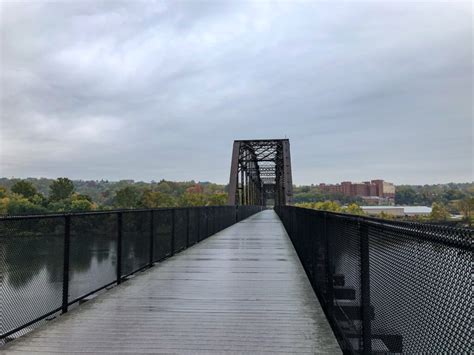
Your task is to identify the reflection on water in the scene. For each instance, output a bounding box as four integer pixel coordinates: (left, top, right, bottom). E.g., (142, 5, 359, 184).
(0, 214, 163, 339)
(0, 232, 118, 337)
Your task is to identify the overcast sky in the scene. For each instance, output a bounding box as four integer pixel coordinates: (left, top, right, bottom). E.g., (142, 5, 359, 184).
(0, 1, 472, 185)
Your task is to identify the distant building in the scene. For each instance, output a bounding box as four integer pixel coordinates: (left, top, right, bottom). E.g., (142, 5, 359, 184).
(318, 179, 395, 203)
(361, 206, 432, 217)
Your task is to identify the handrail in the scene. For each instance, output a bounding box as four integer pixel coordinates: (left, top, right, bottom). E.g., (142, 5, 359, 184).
(0, 205, 238, 220)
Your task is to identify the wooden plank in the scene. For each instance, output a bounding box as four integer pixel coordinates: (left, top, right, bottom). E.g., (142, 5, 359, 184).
(2, 210, 341, 354)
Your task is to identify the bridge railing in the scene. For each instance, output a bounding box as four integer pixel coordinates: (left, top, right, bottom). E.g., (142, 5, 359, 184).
(275, 205, 471, 354)
(0, 205, 263, 343)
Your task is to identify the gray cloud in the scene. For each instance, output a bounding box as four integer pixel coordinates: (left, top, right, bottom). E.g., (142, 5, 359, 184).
(1, 1, 472, 184)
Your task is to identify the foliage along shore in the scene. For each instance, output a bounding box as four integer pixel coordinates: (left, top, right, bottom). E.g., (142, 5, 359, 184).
(0, 178, 472, 226)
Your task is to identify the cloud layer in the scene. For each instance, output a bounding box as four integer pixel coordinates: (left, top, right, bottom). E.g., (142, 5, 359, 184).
(1, 1, 472, 184)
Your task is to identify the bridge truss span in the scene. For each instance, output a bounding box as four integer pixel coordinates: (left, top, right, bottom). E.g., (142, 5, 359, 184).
(228, 139, 293, 206)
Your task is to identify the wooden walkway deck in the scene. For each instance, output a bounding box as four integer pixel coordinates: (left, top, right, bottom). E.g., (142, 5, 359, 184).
(2, 210, 341, 354)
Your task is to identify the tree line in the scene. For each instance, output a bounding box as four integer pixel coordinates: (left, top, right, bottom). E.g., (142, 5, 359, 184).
(1, 178, 472, 226)
(0, 178, 228, 215)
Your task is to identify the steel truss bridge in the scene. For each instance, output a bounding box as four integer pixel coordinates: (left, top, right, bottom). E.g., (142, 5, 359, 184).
(228, 139, 293, 206)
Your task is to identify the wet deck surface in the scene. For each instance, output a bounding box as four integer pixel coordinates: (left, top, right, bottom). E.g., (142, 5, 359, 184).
(2, 210, 341, 354)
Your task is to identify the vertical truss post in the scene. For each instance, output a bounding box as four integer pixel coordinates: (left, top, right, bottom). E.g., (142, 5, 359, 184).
(282, 140, 293, 205)
(228, 141, 241, 205)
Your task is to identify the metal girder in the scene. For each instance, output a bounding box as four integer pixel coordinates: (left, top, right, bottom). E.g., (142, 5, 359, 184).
(227, 139, 293, 206)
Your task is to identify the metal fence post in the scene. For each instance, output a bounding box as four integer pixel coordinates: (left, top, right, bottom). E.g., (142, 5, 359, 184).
(170, 209, 175, 256)
(149, 210, 154, 266)
(61, 214, 71, 314)
(117, 212, 123, 285)
(360, 221, 372, 354)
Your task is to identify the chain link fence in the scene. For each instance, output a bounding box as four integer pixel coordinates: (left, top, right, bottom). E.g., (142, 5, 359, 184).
(0, 205, 263, 345)
(275, 206, 472, 354)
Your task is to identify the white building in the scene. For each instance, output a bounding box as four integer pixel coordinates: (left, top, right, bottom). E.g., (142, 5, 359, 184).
(361, 206, 432, 217)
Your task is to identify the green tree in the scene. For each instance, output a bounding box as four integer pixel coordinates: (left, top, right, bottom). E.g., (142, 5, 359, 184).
(179, 192, 206, 207)
(0, 197, 8, 214)
(395, 186, 417, 205)
(114, 186, 141, 208)
(30, 193, 47, 207)
(155, 181, 172, 194)
(316, 201, 342, 212)
(377, 211, 395, 220)
(455, 197, 474, 226)
(49, 178, 75, 201)
(343, 203, 365, 216)
(206, 193, 228, 206)
(71, 193, 93, 203)
(295, 200, 342, 212)
(7, 196, 47, 215)
(141, 190, 175, 208)
(71, 199, 95, 211)
(48, 200, 72, 212)
(11, 180, 37, 199)
(429, 202, 450, 221)
(0, 186, 8, 198)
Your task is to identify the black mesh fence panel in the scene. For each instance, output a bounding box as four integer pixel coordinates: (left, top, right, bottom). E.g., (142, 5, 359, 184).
(208, 207, 216, 236)
(275, 206, 472, 354)
(312, 212, 328, 301)
(215, 207, 221, 232)
(188, 208, 199, 246)
(225, 206, 234, 228)
(200, 208, 209, 240)
(215, 207, 222, 232)
(174, 209, 188, 252)
(121, 212, 150, 277)
(329, 215, 362, 353)
(368, 222, 471, 353)
(69, 213, 117, 302)
(153, 209, 172, 261)
(0, 217, 64, 341)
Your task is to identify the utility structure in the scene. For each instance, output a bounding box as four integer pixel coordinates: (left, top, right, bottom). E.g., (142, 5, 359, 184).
(228, 139, 293, 206)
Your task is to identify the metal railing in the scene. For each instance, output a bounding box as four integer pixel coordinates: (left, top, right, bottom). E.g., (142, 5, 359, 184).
(275, 206, 472, 354)
(0, 205, 263, 343)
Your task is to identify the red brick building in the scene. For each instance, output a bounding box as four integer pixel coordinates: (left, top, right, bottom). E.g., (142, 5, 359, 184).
(319, 180, 395, 201)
